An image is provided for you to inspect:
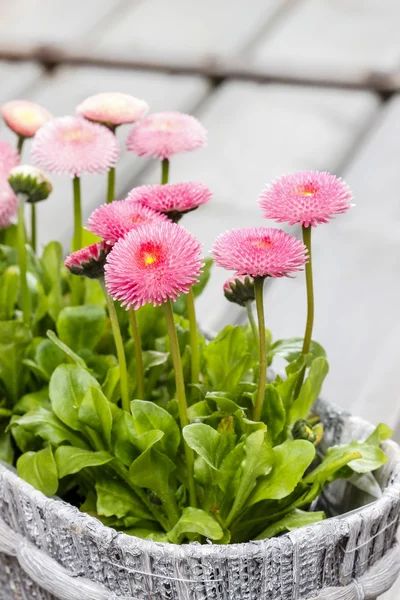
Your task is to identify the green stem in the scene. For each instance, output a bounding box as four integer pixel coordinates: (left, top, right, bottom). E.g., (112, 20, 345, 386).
(163, 299, 197, 507)
(294, 226, 314, 399)
(187, 288, 200, 386)
(100, 280, 130, 412)
(17, 198, 30, 326)
(72, 176, 82, 251)
(161, 158, 169, 184)
(253, 278, 267, 422)
(30, 203, 37, 252)
(129, 308, 145, 400)
(17, 135, 25, 156)
(246, 301, 259, 351)
(106, 167, 115, 204)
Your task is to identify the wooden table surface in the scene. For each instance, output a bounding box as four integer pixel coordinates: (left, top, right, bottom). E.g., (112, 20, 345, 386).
(0, 2, 398, 596)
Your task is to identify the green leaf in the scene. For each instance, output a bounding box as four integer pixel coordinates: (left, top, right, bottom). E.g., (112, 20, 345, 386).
(249, 440, 316, 504)
(13, 388, 50, 414)
(129, 447, 176, 502)
(366, 423, 392, 446)
(0, 320, 32, 403)
(0, 426, 14, 464)
(0, 266, 19, 320)
(41, 241, 63, 321)
(111, 411, 138, 466)
(96, 476, 151, 520)
(131, 400, 180, 457)
(203, 326, 253, 395)
(260, 384, 286, 443)
(183, 423, 233, 470)
(305, 450, 363, 486)
(289, 357, 329, 425)
(57, 305, 106, 352)
(168, 507, 223, 544)
(228, 431, 275, 523)
(270, 338, 326, 363)
(49, 364, 101, 431)
(319, 441, 388, 476)
(47, 330, 87, 368)
(79, 387, 113, 448)
(35, 339, 66, 380)
(17, 446, 58, 496)
(55, 446, 113, 478)
(142, 350, 169, 370)
(27, 272, 48, 325)
(101, 366, 121, 403)
(256, 509, 325, 540)
(9, 407, 89, 449)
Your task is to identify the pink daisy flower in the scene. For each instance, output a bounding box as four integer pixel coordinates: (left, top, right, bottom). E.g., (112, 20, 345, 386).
(259, 171, 353, 228)
(87, 200, 168, 245)
(0, 140, 20, 177)
(105, 221, 203, 309)
(126, 111, 207, 160)
(1, 100, 52, 138)
(76, 92, 149, 127)
(127, 181, 212, 222)
(65, 241, 111, 279)
(0, 178, 18, 229)
(211, 228, 307, 278)
(31, 116, 119, 177)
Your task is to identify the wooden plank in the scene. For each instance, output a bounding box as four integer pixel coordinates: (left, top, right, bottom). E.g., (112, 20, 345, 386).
(19, 65, 209, 248)
(133, 81, 379, 336)
(254, 94, 400, 428)
(97, 0, 289, 60)
(254, 0, 400, 74)
(0, 0, 128, 45)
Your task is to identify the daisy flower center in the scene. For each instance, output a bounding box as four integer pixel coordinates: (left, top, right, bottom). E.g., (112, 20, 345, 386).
(62, 129, 95, 143)
(149, 119, 182, 133)
(295, 184, 318, 197)
(14, 107, 39, 125)
(139, 242, 163, 267)
(249, 236, 272, 249)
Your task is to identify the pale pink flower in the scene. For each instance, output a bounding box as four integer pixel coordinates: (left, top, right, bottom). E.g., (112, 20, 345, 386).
(87, 200, 167, 245)
(0, 140, 20, 177)
(126, 111, 206, 160)
(259, 171, 353, 227)
(65, 241, 111, 279)
(76, 92, 149, 127)
(1, 100, 52, 138)
(127, 181, 212, 221)
(105, 221, 203, 309)
(211, 228, 307, 278)
(31, 116, 119, 177)
(0, 178, 18, 229)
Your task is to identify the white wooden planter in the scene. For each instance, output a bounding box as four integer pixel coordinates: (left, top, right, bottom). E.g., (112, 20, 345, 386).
(0, 400, 399, 600)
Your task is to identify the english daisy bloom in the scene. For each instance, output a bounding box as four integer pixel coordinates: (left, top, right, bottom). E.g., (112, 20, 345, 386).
(76, 92, 149, 128)
(0, 140, 19, 177)
(211, 227, 307, 278)
(105, 221, 203, 309)
(87, 200, 167, 245)
(65, 242, 112, 279)
(0, 178, 17, 228)
(127, 181, 212, 222)
(31, 116, 119, 177)
(126, 111, 207, 160)
(1, 100, 52, 138)
(259, 171, 353, 228)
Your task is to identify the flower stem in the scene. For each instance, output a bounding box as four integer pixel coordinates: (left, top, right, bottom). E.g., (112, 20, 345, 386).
(294, 225, 314, 399)
(128, 308, 145, 400)
(30, 204, 37, 252)
(17, 135, 25, 156)
(186, 288, 200, 386)
(72, 176, 82, 251)
(17, 198, 30, 326)
(246, 301, 259, 352)
(161, 158, 169, 184)
(106, 167, 115, 204)
(163, 298, 197, 507)
(100, 280, 130, 412)
(253, 277, 267, 422)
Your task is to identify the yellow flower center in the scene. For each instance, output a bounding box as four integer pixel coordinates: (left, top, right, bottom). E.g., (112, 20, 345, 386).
(295, 184, 317, 197)
(149, 119, 181, 133)
(250, 238, 272, 249)
(14, 107, 40, 125)
(62, 129, 95, 143)
(143, 252, 157, 265)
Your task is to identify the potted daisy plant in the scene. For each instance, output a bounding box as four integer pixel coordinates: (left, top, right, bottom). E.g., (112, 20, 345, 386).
(0, 92, 399, 600)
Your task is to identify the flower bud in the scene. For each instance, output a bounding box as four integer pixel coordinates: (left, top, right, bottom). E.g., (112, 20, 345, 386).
(8, 165, 52, 204)
(65, 242, 111, 279)
(292, 419, 317, 444)
(223, 275, 255, 307)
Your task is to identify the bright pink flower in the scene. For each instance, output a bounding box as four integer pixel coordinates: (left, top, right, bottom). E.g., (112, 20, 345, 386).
(87, 200, 167, 245)
(105, 221, 203, 309)
(127, 181, 212, 221)
(1, 100, 52, 138)
(211, 228, 307, 278)
(0, 140, 20, 177)
(31, 116, 119, 177)
(65, 241, 111, 279)
(0, 178, 18, 229)
(76, 92, 149, 127)
(259, 171, 353, 227)
(126, 111, 207, 160)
